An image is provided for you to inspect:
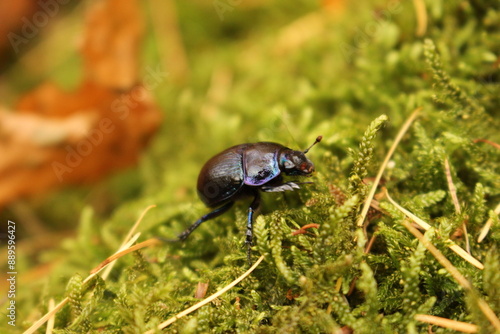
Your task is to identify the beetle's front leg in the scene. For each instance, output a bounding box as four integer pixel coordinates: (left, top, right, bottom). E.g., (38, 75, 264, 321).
(261, 181, 313, 193)
(246, 192, 261, 264)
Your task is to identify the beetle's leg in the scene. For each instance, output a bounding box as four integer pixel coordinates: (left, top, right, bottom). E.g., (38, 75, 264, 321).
(261, 181, 313, 193)
(246, 192, 261, 263)
(161, 201, 234, 243)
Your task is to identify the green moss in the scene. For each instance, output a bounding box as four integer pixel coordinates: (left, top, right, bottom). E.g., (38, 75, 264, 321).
(6, 0, 500, 333)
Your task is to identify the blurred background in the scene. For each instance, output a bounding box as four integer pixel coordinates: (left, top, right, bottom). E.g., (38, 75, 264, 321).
(0, 0, 498, 322)
(0, 0, 366, 251)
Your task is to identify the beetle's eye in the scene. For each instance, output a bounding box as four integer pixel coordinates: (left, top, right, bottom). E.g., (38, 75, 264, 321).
(300, 162, 307, 171)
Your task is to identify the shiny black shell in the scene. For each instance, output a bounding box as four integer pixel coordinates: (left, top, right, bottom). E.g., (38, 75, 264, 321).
(197, 142, 287, 207)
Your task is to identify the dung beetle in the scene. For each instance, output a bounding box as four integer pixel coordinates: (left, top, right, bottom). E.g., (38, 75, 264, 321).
(173, 135, 322, 263)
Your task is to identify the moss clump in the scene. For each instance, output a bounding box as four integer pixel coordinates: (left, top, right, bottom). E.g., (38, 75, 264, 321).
(7, 0, 500, 333)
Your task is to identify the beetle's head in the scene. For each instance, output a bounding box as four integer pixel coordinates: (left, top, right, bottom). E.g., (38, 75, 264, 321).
(279, 136, 322, 176)
(279, 151, 315, 176)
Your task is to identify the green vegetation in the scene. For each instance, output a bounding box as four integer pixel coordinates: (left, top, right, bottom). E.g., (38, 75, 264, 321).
(6, 0, 500, 333)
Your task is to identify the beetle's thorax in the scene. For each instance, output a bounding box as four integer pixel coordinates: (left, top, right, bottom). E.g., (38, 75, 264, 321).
(242, 142, 285, 186)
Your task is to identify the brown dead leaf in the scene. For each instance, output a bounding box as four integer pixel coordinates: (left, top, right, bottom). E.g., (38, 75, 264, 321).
(82, 0, 144, 89)
(0, 0, 39, 66)
(194, 282, 209, 299)
(0, 0, 162, 207)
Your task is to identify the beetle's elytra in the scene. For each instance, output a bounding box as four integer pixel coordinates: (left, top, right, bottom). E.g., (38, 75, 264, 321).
(173, 136, 322, 263)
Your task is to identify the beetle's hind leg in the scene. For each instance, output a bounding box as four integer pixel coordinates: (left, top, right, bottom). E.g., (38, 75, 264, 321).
(160, 201, 234, 243)
(246, 192, 261, 264)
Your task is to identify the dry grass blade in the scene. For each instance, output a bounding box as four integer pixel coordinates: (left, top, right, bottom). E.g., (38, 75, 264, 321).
(101, 204, 156, 279)
(444, 158, 461, 214)
(412, 0, 428, 37)
(384, 188, 484, 269)
(415, 314, 478, 333)
(335, 277, 343, 292)
(90, 237, 162, 274)
(473, 138, 500, 150)
(23, 205, 157, 334)
(403, 221, 500, 331)
(357, 107, 420, 228)
(23, 298, 67, 334)
(478, 202, 500, 243)
(384, 188, 431, 229)
(24, 236, 142, 334)
(444, 157, 470, 253)
(143, 255, 265, 333)
(124, 205, 157, 246)
(45, 299, 55, 334)
(88, 233, 141, 277)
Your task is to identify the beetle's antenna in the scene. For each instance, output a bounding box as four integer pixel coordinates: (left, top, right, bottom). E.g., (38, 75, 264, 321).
(303, 135, 323, 154)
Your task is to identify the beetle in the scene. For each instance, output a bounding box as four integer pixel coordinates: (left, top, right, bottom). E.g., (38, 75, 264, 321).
(172, 135, 322, 262)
